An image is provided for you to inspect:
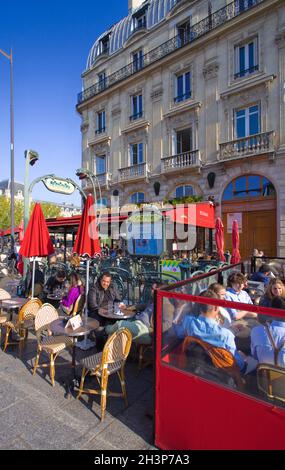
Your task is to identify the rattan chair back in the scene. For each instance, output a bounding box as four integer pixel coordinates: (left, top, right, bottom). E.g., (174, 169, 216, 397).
(0, 288, 11, 300)
(102, 328, 132, 366)
(18, 298, 42, 323)
(34, 303, 59, 332)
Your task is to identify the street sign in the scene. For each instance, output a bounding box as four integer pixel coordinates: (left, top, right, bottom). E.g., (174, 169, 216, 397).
(42, 177, 75, 195)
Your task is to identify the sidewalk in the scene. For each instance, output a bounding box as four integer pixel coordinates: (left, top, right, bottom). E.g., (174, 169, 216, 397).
(0, 335, 155, 450)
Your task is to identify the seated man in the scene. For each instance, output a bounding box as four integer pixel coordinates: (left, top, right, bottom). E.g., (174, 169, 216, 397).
(224, 272, 257, 321)
(104, 283, 160, 345)
(251, 296, 285, 366)
(44, 269, 66, 296)
(173, 290, 249, 372)
(250, 263, 271, 286)
(87, 271, 124, 325)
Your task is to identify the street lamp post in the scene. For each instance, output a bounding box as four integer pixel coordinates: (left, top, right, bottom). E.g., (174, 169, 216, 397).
(23, 150, 39, 275)
(0, 47, 14, 248)
(76, 168, 102, 204)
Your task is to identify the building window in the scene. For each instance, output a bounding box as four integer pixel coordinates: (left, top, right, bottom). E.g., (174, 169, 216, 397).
(98, 71, 106, 91)
(175, 71, 191, 103)
(100, 35, 110, 55)
(235, 104, 260, 138)
(222, 175, 276, 201)
(96, 155, 106, 175)
(234, 38, 258, 79)
(174, 128, 193, 154)
(130, 143, 144, 165)
(132, 49, 144, 72)
(177, 19, 191, 47)
(97, 197, 108, 207)
(130, 93, 143, 121)
(175, 185, 195, 198)
(130, 192, 145, 204)
(96, 110, 106, 134)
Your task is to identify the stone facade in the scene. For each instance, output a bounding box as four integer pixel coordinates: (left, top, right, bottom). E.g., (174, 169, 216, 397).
(77, 0, 285, 255)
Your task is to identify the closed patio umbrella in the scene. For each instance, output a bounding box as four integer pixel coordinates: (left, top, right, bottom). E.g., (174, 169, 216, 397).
(19, 203, 54, 297)
(230, 220, 241, 264)
(73, 194, 101, 348)
(215, 218, 226, 262)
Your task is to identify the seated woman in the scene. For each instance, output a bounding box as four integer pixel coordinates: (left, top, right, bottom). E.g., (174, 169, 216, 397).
(58, 273, 83, 316)
(208, 283, 232, 328)
(258, 278, 285, 323)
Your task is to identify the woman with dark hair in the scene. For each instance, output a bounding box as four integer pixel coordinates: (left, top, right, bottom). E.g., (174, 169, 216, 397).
(59, 273, 83, 315)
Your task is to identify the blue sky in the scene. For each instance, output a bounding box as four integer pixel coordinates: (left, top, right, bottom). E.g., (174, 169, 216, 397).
(0, 0, 127, 205)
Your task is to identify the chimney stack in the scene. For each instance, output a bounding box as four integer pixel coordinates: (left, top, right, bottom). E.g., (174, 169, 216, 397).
(128, 0, 145, 13)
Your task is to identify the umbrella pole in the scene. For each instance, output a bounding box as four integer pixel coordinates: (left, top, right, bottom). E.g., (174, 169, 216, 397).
(85, 258, 90, 322)
(31, 257, 36, 298)
(77, 258, 94, 350)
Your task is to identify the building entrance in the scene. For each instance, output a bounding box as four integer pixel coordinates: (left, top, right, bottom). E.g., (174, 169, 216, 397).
(221, 175, 276, 259)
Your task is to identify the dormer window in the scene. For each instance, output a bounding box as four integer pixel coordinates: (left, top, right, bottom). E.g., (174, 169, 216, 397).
(132, 4, 148, 33)
(100, 35, 110, 55)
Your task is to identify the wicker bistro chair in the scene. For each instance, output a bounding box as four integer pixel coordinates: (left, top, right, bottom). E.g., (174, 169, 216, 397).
(0, 289, 12, 343)
(77, 328, 132, 421)
(33, 303, 73, 386)
(257, 363, 285, 404)
(2, 298, 42, 354)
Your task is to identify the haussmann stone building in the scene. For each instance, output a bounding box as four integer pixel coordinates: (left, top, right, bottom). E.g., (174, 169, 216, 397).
(77, 0, 285, 259)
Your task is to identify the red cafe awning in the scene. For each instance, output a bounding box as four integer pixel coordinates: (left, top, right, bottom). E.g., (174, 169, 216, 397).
(164, 203, 215, 229)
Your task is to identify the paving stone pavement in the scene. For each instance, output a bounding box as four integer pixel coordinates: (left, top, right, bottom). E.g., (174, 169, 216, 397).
(0, 334, 155, 450)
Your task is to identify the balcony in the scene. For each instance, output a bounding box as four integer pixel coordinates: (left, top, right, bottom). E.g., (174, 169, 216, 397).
(219, 131, 275, 161)
(96, 172, 111, 188)
(95, 127, 106, 135)
(118, 162, 150, 182)
(78, 0, 264, 105)
(162, 150, 201, 173)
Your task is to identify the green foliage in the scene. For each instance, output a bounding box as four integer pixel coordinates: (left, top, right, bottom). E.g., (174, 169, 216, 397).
(0, 196, 24, 230)
(30, 202, 61, 219)
(0, 197, 61, 230)
(164, 195, 203, 205)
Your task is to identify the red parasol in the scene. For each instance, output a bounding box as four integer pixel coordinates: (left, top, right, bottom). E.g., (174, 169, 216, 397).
(230, 220, 241, 264)
(20, 203, 54, 297)
(18, 220, 24, 243)
(20, 203, 54, 258)
(73, 194, 101, 258)
(73, 195, 101, 349)
(215, 218, 226, 262)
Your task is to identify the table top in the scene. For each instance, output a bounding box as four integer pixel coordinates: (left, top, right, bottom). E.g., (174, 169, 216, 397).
(0, 298, 28, 309)
(50, 317, 99, 337)
(98, 306, 136, 320)
(47, 293, 63, 301)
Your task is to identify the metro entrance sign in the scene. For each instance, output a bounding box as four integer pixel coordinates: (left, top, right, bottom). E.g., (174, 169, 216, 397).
(42, 177, 75, 195)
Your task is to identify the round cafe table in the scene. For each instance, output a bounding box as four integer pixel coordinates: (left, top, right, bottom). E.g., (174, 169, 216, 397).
(98, 306, 136, 321)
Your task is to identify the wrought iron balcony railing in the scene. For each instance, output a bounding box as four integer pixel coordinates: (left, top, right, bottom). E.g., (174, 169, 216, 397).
(129, 111, 143, 122)
(219, 131, 275, 160)
(162, 150, 200, 172)
(234, 64, 259, 79)
(95, 172, 111, 187)
(78, 0, 264, 105)
(118, 162, 149, 181)
(95, 127, 106, 135)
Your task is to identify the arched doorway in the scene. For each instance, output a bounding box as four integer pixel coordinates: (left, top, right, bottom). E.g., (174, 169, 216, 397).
(222, 175, 276, 259)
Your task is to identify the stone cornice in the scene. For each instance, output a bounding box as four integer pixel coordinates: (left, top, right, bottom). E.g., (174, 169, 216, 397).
(163, 101, 202, 119)
(121, 119, 150, 134)
(88, 134, 111, 147)
(220, 74, 276, 100)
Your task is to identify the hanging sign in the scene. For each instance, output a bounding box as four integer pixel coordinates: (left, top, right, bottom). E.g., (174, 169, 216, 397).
(43, 177, 75, 195)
